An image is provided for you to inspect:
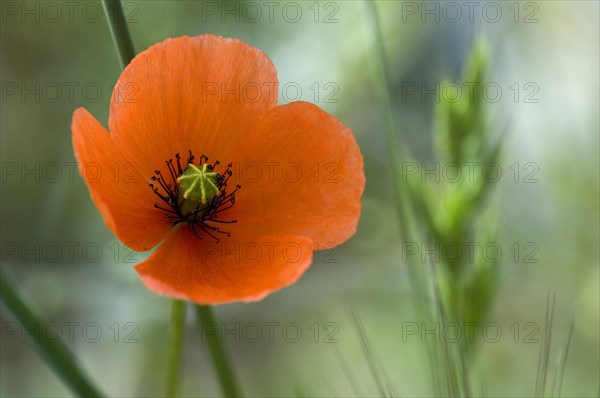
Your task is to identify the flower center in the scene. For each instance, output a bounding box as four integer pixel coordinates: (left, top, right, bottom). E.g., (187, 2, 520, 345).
(149, 150, 240, 242)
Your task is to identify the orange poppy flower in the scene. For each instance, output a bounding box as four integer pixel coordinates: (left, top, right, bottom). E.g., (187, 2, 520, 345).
(72, 35, 364, 305)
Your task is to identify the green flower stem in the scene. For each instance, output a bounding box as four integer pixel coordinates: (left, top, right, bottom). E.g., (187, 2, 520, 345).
(363, 0, 416, 244)
(166, 300, 186, 398)
(101, 0, 136, 69)
(196, 305, 242, 397)
(363, 0, 434, 320)
(0, 267, 103, 397)
(363, 3, 470, 395)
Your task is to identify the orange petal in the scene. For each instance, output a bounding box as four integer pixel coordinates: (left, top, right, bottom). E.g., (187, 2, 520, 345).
(72, 108, 170, 251)
(108, 35, 279, 177)
(135, 226, 314, 304)
(228, 102, 364, 248)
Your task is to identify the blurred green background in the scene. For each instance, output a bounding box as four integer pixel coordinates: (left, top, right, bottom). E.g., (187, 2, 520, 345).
(1, 1, 598, 396)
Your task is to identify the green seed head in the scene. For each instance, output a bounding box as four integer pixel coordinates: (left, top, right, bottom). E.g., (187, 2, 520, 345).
(177, 163, 219, 205)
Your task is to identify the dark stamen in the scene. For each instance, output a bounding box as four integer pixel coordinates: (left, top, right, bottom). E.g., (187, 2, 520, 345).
(175, 153, 183, 174)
